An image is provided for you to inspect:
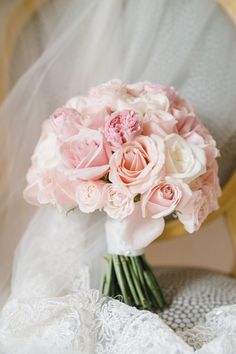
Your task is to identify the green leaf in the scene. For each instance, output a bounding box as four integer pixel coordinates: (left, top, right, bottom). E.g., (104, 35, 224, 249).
(172, 210, 182, 218)
(134, 194, 141, 203)
(66, 206, 78, 216)
(101, 173, 111, 183)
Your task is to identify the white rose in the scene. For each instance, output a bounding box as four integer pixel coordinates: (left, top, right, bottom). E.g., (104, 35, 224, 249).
(165, 134, 206, 183)
(76, 181, 104, 213)
(32, 120, 60, 171)
(65, 96, 91, 112)
(103, 184, 135, 220)
(117, 92, 169, 114)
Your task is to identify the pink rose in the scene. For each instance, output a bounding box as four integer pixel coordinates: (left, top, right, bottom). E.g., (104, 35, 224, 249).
(141, 178, 192, 218)
(190, 160, 221, 205)
(109, 135, 165, 194)
(168, 91, 220, 167)
(50, 107, 82, 139)
(104, 110, 142, 148)
(23, 170, 77, 210)
(178, 189, 210, 233)
(176, 114, 199, 137)
(103, 184, 135, 220)
(80, 106, 109, 130)
(143, 111, 177, 137)
(23, 120, 77, 209)
(169, 91, 195, 121)
(76, 181, 104, 213)
(60, 127, 111, 180)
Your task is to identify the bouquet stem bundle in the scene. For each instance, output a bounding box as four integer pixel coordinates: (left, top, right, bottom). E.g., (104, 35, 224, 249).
(102, 255, 166, 310)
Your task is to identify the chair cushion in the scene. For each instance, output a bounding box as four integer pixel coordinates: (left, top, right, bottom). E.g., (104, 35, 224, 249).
(155, 267, 236, 333)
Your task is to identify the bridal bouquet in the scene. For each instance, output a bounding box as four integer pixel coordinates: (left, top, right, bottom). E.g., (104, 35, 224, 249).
(24, 79, 221, 310)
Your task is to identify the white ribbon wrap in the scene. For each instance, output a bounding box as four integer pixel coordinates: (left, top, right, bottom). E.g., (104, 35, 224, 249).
(105, 205, 165, 256)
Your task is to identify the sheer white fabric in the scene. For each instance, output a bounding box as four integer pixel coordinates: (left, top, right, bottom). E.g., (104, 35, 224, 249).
(0, 0, 236, 352)
(1, 209, 236, 353)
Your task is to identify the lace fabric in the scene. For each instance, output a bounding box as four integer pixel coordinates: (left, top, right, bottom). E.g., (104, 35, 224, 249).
(1, 209, 236, 353)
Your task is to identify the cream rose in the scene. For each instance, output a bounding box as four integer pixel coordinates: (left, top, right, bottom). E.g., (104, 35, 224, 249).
(165, 134, 206, 183)
(109, 135, 165, 194)
(76, 181, 104, 213)
(103, 184, 134, 220)
(119, 92, 169, 114)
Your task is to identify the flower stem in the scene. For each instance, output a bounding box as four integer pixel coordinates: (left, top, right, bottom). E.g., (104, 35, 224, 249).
(127, 257, 146, 308)
(141, 256, 166, 306)
(112, 255, 132, 306)
(103, 255, 113, 296)
(134, 256, 152, 309)
(144, 270, 164, 309)
(102, 254, 166, 311)
(120, 256, 140, 306)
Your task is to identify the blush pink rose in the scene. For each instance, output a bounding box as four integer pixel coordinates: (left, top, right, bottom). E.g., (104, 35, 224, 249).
(50, 107, 82, 139)
(104, 110, 142, 148)
(66, 96, 109, 131)
(76, 181, 104, 213)
(80, 106, 109, 130)
(60, 127, 111, 180)
(178, 189, 210, 233)
(176, 114, 199, 137)
(169, 91, 195, 120)
(23, 169, 77, 210)
(167, 90, 220, 166)
(103, 184, 134, 220)
(109, 135, 165, 194)
(190, 160, 222, 211)
(141, 178, 192, 218)
(143, 111, 177, 138)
